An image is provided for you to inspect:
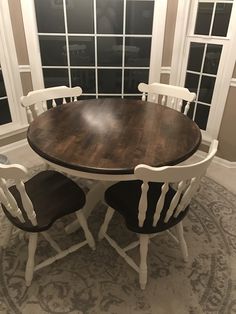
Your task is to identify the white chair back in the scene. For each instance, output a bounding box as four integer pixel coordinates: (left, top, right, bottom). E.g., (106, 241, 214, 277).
(138, 82, 196, 115)
(21, 86, 83, 123)
(134, 140, 218, 228)
(0, 163, 37, 226)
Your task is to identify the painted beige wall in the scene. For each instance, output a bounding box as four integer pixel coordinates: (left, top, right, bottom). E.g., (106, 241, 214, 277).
(217, 87, 236, 161)
(2, 0, 236, 161)
(8, 0, 29, 65)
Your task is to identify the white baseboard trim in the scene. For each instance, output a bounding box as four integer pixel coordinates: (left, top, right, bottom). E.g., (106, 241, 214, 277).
(0, 139, 28, 154)
(195, 150, 236, 169)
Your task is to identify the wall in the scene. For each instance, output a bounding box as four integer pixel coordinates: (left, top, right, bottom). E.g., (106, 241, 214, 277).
(1, 0, 236, 161)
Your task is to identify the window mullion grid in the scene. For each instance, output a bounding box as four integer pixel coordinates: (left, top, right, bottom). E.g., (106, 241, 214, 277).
(0, 96, 7, 100)
(63, 0, 71, 87)
(209, 2, 217, 36)
(121, 0, 127, 99)
(192, 43, 208, 121)
(93, 0, 98, 98)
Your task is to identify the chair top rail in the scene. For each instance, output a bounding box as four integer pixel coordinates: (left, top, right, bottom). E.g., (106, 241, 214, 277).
(0, 163, 28, 180)
(138, 82, 196, 102)
(21, 86, 83, 108)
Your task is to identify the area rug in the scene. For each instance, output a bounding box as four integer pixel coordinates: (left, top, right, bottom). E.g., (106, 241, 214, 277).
(0, 167, 235, 314)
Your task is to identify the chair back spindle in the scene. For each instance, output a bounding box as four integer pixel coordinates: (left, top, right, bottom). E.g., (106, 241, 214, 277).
(0, 164, 37, 226)
(135, 140, 218, 227)
(21, 86, 83, 123)
(138, 82, 196, 115)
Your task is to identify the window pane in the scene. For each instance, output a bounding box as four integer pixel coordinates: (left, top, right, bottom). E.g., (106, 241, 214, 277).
(39, 36, 67, 66)
(195, 103, 210, 130)
(125, 37, 151, 67)
(0, 70, 6, 97)
(126, 1, 154, 34)
(186, 102, 195, 120)
(0, 99, 12, 125)
(34, 0, 65, 33)
(97, 37, 123, 66)
(187, 42, 205, 72)
(97, 0, 123, 34)
(198, 76, 216, 104)
(98, 69, 122, 93)
(212, 3, 232, 37)
(67, 0, 94, 34)
(203, 44, 222, 75)
(69, 37, 95, 66)
(185, 72, 200, 94)
(124, 69, 149, 93)
(43, 68, 69, 88)
(194, 3, 214, 35)
(71, 69, 96, 93)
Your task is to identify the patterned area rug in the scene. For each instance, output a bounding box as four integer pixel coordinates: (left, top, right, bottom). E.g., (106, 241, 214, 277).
(0, 167, 236, 314)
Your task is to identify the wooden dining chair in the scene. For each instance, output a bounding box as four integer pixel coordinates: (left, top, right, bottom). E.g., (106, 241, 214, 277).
(21, 86, 82, 123)
(0, 163, 95, 286)
(138, 82, 196, 115)
(98, 140, 218, 289)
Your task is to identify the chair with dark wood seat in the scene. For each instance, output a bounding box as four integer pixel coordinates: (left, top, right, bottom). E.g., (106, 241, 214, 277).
(0, 164, 95, 286)
(138, 82, 196, 115)
(98, 140, 218, 289)
(21, 86, 82, 123)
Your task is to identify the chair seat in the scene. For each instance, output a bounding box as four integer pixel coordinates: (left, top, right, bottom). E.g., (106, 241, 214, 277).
(2, 170, 86, 232)
(105, 180, 189, 234)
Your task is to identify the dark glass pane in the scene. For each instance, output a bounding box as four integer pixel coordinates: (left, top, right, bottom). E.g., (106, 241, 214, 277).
(203, 44, 222, 75)
(0, 99, 12, 125)
(126, 1, 154, 34)
(186, 102, 195, 120)
(194, 103, 210, 130)
(67, 0, 94, 34)
(97, 37, 122, 66)
(184, 72, 199, 94)
(199, 75, 215, 103)
(71, 69, 95, 93)
(124, 69, 149, 93)
(69, 37, 95, 66)
(34, 0, 65, 33)
(98, 69, 122, 93)
(187, 42, 205, 72)
(0, 71, 6, 97)
(97, 0, 123, 34)
(194, 3, 214, 35)
(79, 95, 96, 100)
(125, 37, 151, 67)
(39, 36, 67, 66)
(43, 68, 69, 88)
(212, 3, 232, 37)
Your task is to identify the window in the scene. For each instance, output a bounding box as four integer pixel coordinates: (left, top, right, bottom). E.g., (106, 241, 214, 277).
(171, 0, 236, 141)
(22, 0, 167, 99)
(0, 1, 27, 136)
(0, 64, 12, 126)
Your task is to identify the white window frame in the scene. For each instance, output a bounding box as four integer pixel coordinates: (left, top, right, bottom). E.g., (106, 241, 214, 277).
(21, 0, 167, 96)
(170, 0, 236, 143)
(0, 1, 27, 138)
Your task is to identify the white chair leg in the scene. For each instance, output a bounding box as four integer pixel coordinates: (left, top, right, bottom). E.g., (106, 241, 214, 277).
(75, 211, 95, 250)
(25, 233, 38, 287)
(98, 207, 115, 241)
(176, 222, 188, 262)
(2, 223, 13, 249)
(139, 234, 149, 290)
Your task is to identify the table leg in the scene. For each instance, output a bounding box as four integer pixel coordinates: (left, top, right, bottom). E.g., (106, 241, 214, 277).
(65, 181, 113, 234)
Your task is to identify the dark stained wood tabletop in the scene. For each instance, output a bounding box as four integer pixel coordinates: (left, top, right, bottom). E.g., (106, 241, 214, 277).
(27, 98, 202, 175)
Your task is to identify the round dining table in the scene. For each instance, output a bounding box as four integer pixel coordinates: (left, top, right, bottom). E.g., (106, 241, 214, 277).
(27, 98, 201, 233)
(27, 98, 201, 178)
